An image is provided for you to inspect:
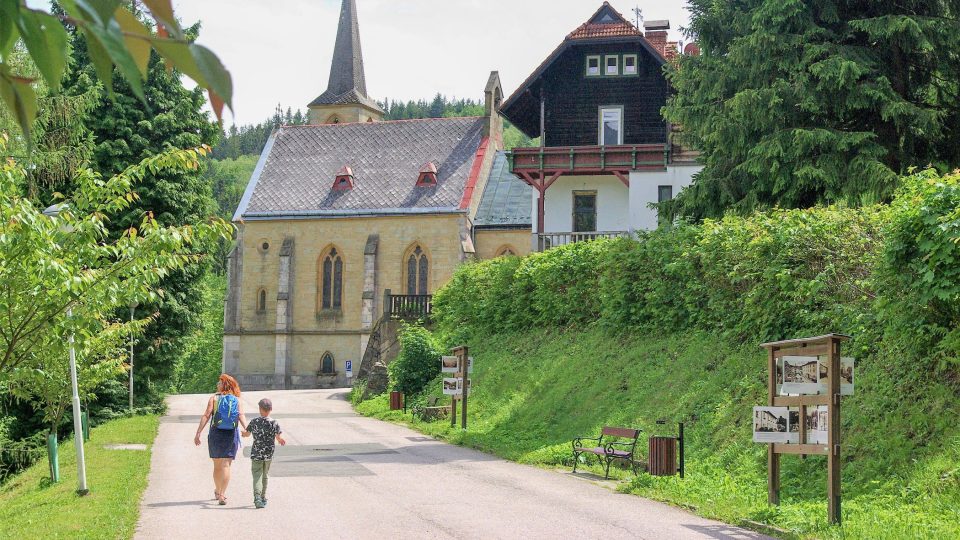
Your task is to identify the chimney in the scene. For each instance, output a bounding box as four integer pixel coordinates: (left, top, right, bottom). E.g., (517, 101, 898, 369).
(643, 19, 670, 57)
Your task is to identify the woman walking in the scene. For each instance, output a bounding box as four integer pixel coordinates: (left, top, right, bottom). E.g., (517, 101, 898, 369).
(194, 374, 248, 505)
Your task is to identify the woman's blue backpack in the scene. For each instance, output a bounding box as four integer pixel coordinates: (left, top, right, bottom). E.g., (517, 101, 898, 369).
(213, 395, 239, 430)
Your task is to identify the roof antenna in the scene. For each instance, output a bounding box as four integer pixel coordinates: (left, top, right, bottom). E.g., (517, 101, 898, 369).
(632, 6, 643, 29)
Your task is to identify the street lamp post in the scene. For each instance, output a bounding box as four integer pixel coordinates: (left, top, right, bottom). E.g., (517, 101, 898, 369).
(44, 204, 89, 496)
(129, 302, 137, 412)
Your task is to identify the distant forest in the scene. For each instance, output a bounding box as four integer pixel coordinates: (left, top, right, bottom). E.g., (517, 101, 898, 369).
(211, 94, 530, 160)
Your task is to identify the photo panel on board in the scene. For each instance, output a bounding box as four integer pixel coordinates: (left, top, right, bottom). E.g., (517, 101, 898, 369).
(753, 406, 790, 443)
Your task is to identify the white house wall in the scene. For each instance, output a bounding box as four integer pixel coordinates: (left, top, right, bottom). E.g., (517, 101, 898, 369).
(538, 175, 630, 233)
(629, 164, 702, 231)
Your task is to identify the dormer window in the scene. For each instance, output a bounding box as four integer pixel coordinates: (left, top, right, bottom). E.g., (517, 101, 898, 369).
(585, 55, 601, 77)
(416, 162, 438, 187)
(333, 165, 354, 190)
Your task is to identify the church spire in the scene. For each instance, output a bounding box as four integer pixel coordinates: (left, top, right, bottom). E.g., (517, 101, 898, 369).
(308, 0, 383, 123)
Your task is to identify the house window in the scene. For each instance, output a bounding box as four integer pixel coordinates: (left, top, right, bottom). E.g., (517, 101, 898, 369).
(658, 185, 673, 226)
(495, 245, 517, 257)
(623, 54, 638, 75)
(585, 55, 601, 77)
(257, 288, 267, 313)
(573, 191, 597, 232)
(320, 247, 343, 310)
(599, 106, 623, 145)
(320, 352, 335, 375)
(604, 55, 619, 76)
(406, 245, 429, 295)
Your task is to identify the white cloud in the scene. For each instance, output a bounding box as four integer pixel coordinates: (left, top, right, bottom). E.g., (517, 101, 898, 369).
(172, 0, 692, 125)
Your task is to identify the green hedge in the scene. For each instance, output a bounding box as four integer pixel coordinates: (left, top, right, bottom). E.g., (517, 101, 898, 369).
(435, 170, 959, 370)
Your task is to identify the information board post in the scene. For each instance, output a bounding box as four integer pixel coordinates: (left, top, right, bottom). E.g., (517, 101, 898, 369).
(453, 345, 468, 430)
(759, 334, 849, 526)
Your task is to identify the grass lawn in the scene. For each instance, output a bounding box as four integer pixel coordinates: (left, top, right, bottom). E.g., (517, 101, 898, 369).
(0, 415, 159, 539)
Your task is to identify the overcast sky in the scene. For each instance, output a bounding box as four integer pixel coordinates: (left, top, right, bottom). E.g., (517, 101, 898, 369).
(169, 1, 692, 126)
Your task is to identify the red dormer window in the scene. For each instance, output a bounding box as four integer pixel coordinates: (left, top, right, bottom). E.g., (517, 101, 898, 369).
(333, 165, 354, 190)
(417, 161, 438, 187)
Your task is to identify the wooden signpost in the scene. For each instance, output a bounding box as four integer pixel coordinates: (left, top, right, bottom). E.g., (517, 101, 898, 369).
(448, 346, 470, 429)
(759, 334, 850, 525)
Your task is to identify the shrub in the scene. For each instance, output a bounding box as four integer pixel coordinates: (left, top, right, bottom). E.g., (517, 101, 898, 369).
(388, 323, 442, 397)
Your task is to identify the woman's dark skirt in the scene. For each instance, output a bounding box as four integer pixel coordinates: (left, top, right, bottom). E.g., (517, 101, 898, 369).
(208, 428, 239, 459)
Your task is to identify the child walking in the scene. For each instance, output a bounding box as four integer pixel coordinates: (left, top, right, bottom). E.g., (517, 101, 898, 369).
(241, 398, 285, 508)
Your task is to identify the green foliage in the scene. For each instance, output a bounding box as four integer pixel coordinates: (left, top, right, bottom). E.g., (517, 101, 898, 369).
(211, 104, 308, 160)
(349, 378, 368, 406)
(170, 273, 225, 395)
(0, 1, 232, 143)
(665, 1, 960, 219)
(0, 415, 159, 538)
(0, 141, 231, 380)
(388, 323, 442, 397)
(63, 32, 224, 392)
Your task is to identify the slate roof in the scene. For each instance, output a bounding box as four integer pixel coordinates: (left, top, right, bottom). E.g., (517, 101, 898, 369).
(473, 151, 532, 228)
(309, 0, 383, 113)
(237, 117, 486, 219)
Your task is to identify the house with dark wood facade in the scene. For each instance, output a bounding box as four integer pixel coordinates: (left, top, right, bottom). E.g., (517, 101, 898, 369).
(500, 2, 701, 250)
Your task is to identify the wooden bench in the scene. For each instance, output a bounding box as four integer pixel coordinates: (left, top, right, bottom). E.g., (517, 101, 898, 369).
(572, 426, 642, 479)
(412, 396, 448, 421)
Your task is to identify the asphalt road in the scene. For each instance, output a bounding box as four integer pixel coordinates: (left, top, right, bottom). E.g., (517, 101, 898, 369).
(135, 389, 771, 539)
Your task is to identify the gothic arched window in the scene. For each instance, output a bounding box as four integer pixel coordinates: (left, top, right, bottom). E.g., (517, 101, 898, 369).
(320, 247, 343, 310)
(320, 352, 335, 375)
(406, 244, 429, 295)
(496, 245, 517, 257)
(257, 288, 267, 312)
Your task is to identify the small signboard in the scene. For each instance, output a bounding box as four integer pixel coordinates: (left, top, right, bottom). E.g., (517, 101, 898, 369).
(345, 360, 353, 378)
(805, 405, 829, 444)
(442, 378, 460, 395)
(441, 356, 459, 373)
(778, 356, 855, 396)
(752, 406, 790, 443)
(467, 356, 474, 374)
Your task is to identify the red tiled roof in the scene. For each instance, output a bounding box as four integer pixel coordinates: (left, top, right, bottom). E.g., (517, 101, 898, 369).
(568, 21, 642, 40)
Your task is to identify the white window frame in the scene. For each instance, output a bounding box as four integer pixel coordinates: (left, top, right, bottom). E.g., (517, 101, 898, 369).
(598, 106, 624, 145)
(622, 54, 638, 76)
(585, 55, 601, 77)
(604, 54, 619, 76)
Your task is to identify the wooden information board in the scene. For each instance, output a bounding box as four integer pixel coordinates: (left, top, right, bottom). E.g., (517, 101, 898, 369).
(760, 334, 849, 525)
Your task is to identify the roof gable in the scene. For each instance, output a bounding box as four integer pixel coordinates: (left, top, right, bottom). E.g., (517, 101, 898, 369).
(238, 117, 486, 219)
(568, 2, 642, 40)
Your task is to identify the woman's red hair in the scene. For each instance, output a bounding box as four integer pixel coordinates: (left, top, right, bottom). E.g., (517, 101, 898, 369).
(218, 374, 241, 397)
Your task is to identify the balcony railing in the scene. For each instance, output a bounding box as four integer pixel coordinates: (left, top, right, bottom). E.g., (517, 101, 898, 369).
(536, 231, 631, 252)
(384, 290, 432, 321)
(509, 144, 669, 175)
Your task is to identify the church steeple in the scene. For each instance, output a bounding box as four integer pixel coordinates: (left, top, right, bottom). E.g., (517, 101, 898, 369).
(308, 0, 383, 124)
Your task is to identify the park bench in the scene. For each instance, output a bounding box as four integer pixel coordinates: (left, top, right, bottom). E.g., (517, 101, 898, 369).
(412, 396, 448, 421)
(571, 426, 642, 479)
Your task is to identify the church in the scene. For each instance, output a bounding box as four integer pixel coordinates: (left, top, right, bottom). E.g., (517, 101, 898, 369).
(221, 0, 529, 390)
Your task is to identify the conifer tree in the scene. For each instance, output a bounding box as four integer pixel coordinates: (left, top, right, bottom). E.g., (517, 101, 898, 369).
(665, 0, 960, 219)
(63, 28, 221, 395)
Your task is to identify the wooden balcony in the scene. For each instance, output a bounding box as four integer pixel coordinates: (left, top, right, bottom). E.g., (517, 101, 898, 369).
(536, 231, 631, 252)
(508, 144, 669, 181)
(383, 290, 432, 321)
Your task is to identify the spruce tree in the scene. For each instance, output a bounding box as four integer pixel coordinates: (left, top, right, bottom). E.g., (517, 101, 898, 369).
(665, 0, 960, 219)
(64, 29, 220, 396)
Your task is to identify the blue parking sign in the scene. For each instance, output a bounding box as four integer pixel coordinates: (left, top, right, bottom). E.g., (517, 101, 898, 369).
(345, 360, 353, 377)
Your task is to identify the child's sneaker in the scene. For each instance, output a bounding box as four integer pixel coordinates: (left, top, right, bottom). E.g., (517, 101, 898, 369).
(261, 498, 268, 508)
(254, 497, 264, 509)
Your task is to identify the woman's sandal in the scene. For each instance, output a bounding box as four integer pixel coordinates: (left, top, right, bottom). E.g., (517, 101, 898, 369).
(218, 495, 227, 506)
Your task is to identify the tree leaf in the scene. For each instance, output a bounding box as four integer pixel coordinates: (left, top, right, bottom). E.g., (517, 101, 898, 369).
(14, 9, 68, 92)
(0, 69, 38, 144)
(113, 7, 151, 77)
(0, 0, 19, 57)
(150, 38, 204, 83)
(83, 21, 145, 101)
(190, 43, 232, 111)
(140, 0, 182, 39)
(72, 0, 122, 27)
(80, 26, 114, 95)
